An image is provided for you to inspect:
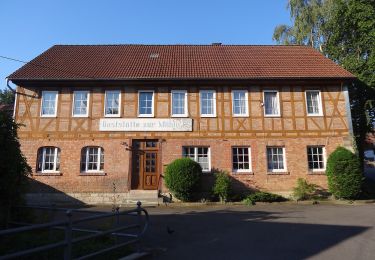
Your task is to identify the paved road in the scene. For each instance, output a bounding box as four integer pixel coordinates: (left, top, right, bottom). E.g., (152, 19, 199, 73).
(139, 203, 375, 260)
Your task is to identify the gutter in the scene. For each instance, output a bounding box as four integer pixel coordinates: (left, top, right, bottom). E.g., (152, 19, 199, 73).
(5, 78, 17, 118)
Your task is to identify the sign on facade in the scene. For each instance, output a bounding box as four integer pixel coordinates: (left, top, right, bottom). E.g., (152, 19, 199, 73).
(99, 118, 193, 132)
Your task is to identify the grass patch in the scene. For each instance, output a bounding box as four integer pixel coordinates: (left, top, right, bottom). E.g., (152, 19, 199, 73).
(0, 228, 132, 259)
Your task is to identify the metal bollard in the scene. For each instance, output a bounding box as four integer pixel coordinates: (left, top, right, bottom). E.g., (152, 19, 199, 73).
(64, 210, 73, 260)
(136, 201, 142, 253)
(115, 206, 120, 244)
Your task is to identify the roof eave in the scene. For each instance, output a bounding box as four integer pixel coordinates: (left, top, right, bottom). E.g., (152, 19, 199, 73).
(8, 76, 357, 82)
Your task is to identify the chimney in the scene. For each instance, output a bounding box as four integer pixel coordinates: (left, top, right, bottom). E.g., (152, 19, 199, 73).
(211, 43, 222, 46)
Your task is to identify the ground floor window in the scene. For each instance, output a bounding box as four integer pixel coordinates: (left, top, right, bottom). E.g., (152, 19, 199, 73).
(267, 147, 286, 172)
(307, 146, 325, 171)
(232, 147, 251, 172)
(37, 147, 60, 173)
(183, 147, 210, 172)
(81, 146, 104, 172)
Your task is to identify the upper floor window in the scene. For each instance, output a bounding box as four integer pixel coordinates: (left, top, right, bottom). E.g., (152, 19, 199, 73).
(171, 90, 188, 117)
(81, 146, 104, 172)
(41, 91, 58, 117)
(232, 147, 252, 173)
(263, 90, 280, 117)
(267, 147, 286, 172)
(37, 147, 60, 173)
(307, 146, 325, 171)
(138, 91, 154, 117)
(306, 90, 323, 116)
(104, 90, 121, 117)
(200, 90, 216, 117)
(73, 91, 89, 117)
(183, 146, 211, 172)
(232, 90, 249, 117)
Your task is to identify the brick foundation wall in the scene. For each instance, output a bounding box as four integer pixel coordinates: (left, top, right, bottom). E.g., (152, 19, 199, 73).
(161, 136, 344, 193)
(21, 138, 132, 194)
(21, 135, 345, 201)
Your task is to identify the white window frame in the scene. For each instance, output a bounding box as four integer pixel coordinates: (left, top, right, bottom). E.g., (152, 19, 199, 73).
(40, 91, 58, 117)
(305, 90, 323, 116)
(138, 90, 154, 117)
(38, 147, 60, 173)
(72, 91, 90, 117)
(81, 147, 104, 173)
(263, 90, 281, 117)
(200, 90, 216, 117)
(232, 147, 252, 173)
(307, 146, 326, 172)
(266, 146, 287, 173)
(171, 90, 188, 117)
(232, 90, 249, 117)
(183, 146, 211, 172)
(104, 90, 121, 117)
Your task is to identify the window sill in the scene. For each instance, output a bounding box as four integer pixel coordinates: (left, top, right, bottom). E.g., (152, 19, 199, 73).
(267, 171, 290, 175)
(33, 172, 62, 176)
(264, 115, 281, 118)
(171, 114, 188, 118)
(138, 115, 154, 118)
(104, 115, 121, 118)
(232, 115, 249, 118)
(79, 172, 106, 176)
(40, 115, 57, 118)
(232, 171, 254, 175)
(200, 115, 217, 118)
(308, 171, 326, 175)
(72, 115, 89, 118)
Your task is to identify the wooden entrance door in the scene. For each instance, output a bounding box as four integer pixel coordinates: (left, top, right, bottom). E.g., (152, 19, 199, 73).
(131, 140, 159, 190)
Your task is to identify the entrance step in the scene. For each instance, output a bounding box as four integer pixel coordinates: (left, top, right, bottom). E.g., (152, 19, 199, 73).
(127, 190, 159, 205)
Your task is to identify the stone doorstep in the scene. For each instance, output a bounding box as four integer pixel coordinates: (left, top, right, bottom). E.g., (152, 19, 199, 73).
(128, 190, 159, 199)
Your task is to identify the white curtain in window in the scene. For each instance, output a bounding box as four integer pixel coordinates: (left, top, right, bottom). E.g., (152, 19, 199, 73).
(265, 92, 279, 115)
(306, 91, 320, 114)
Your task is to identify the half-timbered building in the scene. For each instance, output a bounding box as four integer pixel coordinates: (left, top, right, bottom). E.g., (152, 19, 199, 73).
(8, 44, 355, 204)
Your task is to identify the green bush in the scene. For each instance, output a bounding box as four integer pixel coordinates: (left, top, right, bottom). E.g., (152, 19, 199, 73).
(326, 147, 363, 199)
(212, 170, 231, 203)
(164, 158, 202, 201)
(242, 192, 286, 205)
(292, 178, 318, 201)
(0, 110, 31, 227)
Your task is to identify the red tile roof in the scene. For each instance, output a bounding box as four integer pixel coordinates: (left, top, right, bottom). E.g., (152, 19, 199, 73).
(8, 45, 355, 80)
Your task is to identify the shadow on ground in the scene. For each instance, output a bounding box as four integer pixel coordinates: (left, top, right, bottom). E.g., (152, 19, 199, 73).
(141, 208, 369, 260)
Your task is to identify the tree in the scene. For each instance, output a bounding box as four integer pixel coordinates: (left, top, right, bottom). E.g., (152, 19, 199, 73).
(274, 0, 375, 158)
(0, 110, 31, 227)
(0, 89, 15, 106)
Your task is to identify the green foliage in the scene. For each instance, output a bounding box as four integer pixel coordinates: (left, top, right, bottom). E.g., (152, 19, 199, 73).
(272, 0, 331, 49)
(212, 170, 231, 203)
(164, 158, 202, 201)
(242, 192, 287, 205)
(274, 0, 375, 156)
(0, 228, 131, 259)
(292, 178, 318, 201)
(0, 89, 15, 106)
(326, 147, 363, 199)
(0, 110, 31, 227)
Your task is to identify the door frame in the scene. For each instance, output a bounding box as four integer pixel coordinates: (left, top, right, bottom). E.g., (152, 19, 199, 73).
(130, 139, 161, 190)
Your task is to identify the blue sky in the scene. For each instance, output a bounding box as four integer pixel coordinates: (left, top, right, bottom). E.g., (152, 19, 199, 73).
(0, 0, 291, 89)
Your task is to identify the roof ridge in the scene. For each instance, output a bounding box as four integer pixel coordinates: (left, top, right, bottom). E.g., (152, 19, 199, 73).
(52, 44, 309, 47)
